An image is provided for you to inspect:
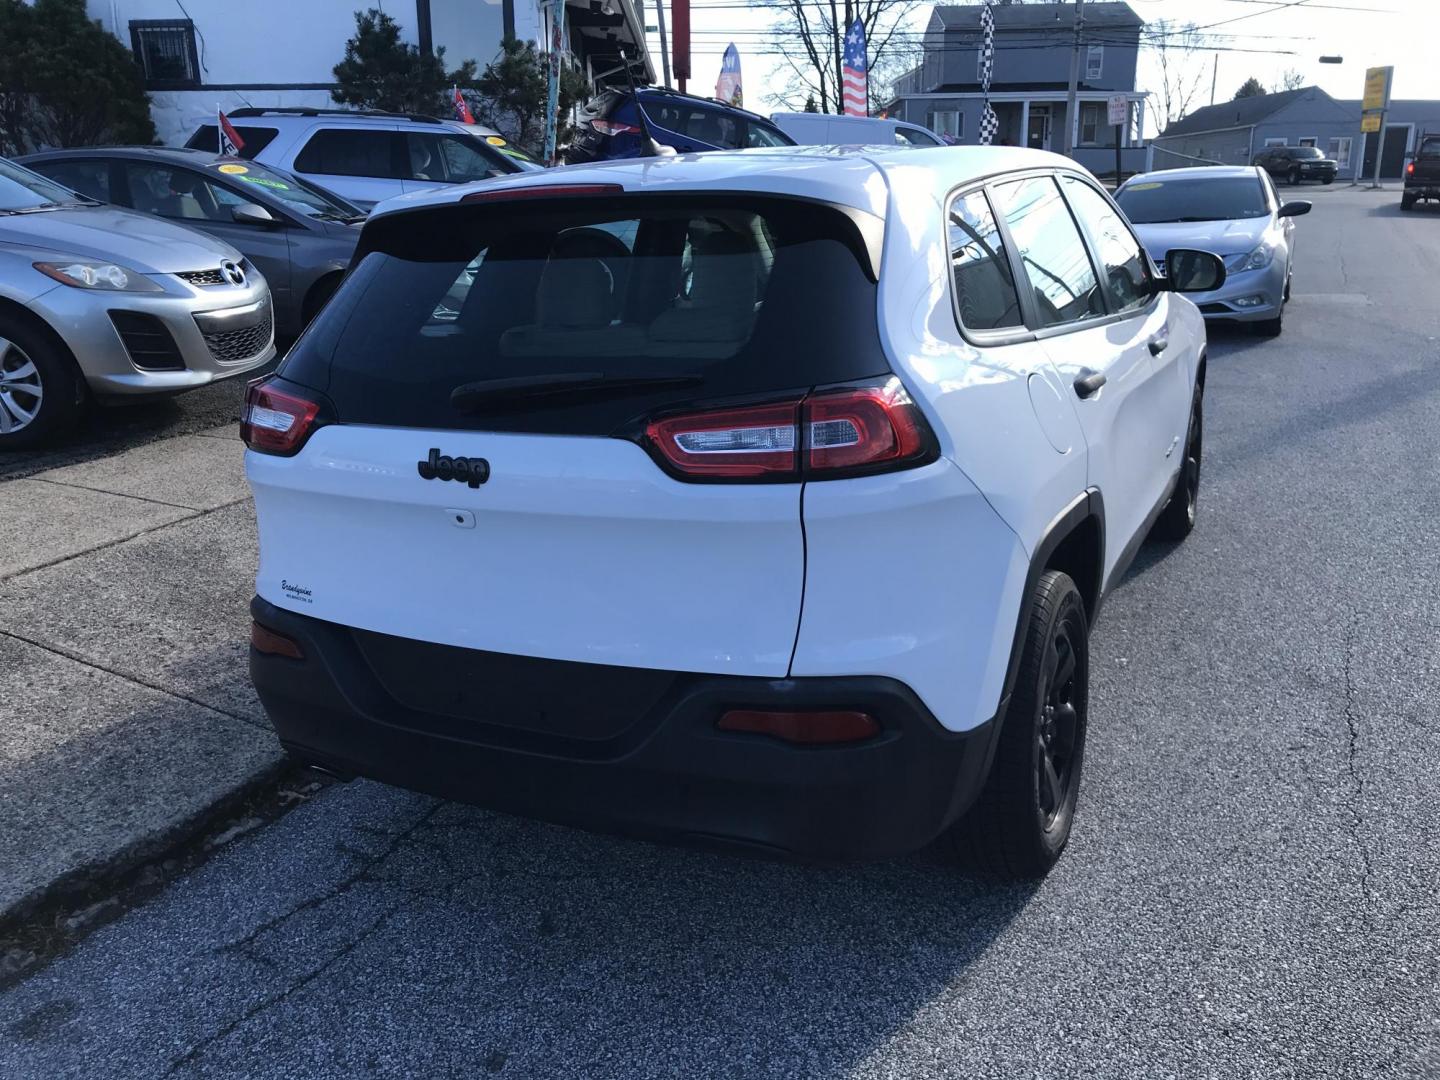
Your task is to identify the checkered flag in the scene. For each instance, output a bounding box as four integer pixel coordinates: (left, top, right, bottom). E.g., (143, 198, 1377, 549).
(978, 0, 996, 145)
(979, 103, 999, 145)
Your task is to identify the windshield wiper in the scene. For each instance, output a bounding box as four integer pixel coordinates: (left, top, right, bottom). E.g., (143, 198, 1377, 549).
(451, 372, 703, 413)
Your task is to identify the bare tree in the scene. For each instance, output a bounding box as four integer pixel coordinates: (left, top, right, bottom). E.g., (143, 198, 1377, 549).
(1145, 19, 1209, 131)
(1276, 68, 1305, 92)
(762, 0, 922, 114)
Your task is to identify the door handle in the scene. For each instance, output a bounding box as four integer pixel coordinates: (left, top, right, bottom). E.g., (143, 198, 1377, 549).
(1073, 370, 1107, 399)
(1148, 336, 1168, 356)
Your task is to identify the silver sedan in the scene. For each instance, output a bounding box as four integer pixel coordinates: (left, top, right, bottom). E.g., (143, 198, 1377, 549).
(1, 158, 275, 448)
(1115, 165, 1311, 338)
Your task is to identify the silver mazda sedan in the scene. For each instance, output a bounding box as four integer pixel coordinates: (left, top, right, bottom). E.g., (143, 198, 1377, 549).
(1, 157, 276, 448)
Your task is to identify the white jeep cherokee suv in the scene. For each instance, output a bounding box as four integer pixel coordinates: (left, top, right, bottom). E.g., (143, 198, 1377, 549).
(243, 146, 1222, 878)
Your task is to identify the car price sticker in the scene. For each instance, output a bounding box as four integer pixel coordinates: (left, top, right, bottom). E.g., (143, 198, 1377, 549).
(217, 164, 248, 175)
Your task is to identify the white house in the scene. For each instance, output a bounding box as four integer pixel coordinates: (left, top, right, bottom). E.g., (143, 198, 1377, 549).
(85, 0, 652, 145)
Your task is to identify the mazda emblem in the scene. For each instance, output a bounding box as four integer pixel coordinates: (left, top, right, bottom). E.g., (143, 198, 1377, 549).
(220, 260, 246, 287)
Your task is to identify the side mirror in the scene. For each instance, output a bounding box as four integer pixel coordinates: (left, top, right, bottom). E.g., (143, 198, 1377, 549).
(231, 202, 277, 227)
(1277, 200, 1312, 218)
(1164, 249, 1227, 294)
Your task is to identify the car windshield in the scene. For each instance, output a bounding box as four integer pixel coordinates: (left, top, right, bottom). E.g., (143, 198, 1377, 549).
(0, 158, 88, 213)
(1290, 147, 1323, 158)
(1116, 176, 1270, 224)
(209, 160, 363, 221)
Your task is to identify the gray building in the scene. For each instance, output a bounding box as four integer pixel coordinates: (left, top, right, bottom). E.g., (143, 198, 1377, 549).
(1150, 86, 1440, 180)
(887, 2, 1149, 176)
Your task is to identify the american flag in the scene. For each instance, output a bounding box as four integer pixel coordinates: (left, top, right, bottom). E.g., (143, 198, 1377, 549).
(715, 44, 742, 107)
(842, 19, 867, 117)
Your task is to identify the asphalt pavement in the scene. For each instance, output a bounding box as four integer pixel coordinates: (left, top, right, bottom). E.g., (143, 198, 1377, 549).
(2, 186, 1438, 1079)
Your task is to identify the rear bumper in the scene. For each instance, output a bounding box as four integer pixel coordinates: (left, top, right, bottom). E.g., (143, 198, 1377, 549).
(250, 596, 1001, 862)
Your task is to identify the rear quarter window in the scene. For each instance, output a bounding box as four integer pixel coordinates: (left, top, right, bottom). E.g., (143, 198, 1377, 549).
(282, 195, 887, 436)
(183, 125, 278, 159)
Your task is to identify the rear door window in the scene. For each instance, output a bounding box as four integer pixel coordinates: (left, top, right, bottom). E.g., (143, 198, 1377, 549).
(282, 195, 886, 435)
(744, 120, 791, 148)
(991, 175, 1105, 328)
(294, 129, 403, 178)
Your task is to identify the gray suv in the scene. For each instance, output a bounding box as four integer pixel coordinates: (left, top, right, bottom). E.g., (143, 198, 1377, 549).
(23, 147, 363, 338)
(0, 158, 274, 448)
(183, 109, 532, 210)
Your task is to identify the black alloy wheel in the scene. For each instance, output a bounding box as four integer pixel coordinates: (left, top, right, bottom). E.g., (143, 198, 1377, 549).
(943, 570, 1090, 879)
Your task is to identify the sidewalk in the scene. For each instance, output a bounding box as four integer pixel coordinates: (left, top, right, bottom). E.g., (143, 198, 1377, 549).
(0, 425, 284, 922)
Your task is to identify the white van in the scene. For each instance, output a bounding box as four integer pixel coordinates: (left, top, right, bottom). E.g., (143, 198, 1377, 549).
(771, 112, 947, 147)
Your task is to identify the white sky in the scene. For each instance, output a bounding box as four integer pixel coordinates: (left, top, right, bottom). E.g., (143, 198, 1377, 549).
(638, 0, 1440, 122)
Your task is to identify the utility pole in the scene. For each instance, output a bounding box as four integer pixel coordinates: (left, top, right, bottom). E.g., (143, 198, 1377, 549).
(1063, 0, 1083, 157)
(655, 0, 672, 88)
(1210, 54, 1218, 106)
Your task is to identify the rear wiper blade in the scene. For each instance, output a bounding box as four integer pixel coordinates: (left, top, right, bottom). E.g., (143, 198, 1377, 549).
(450, 372, 703, 412)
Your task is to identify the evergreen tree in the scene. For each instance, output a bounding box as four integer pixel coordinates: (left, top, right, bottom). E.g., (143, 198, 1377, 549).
(1233, 77, 1268, 100)
(333, 8, 475, 115)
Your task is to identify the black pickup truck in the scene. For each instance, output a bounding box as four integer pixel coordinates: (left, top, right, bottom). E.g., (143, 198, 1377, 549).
(1402, 133, 1440, 211)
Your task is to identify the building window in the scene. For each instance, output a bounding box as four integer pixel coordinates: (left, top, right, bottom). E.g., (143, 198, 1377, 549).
(1080, 104, 1101, 145)
(129, 20, 200, 90)
(1327, 136, 1352, 168)
(1298, 136, 1317, 148)
(930, 110, 961, 141)
(1264, 137, 1287, 147)
(1086, 45, 1103, 80)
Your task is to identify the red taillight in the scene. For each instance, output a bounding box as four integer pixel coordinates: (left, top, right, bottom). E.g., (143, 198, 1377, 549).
(642, 378, 935, 482)
(717, 709, 880, 745)
(1407, 161, 1415, 175)
(240, 380, 321, 456)
(250, 621, 304, 659)
(460, 183, 624, 203)
(646, 401, 801, 479)
(591, 119, 641, 136)
(806, 382, 932, 473)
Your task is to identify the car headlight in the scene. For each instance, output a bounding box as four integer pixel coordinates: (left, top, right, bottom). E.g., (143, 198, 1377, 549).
(1226, 243, 1276, 273)
(33, 260, 164, 293)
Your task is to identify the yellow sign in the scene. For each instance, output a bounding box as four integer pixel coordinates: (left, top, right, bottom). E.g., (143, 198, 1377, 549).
(485, 135, 507, 146)
(217, 163, 248, 175)
(1362, 66, 1392, 111)
(1360, 112, 1382, 133)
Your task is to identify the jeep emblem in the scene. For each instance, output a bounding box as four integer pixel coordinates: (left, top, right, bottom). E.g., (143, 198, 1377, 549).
(417, 448, 490, 488)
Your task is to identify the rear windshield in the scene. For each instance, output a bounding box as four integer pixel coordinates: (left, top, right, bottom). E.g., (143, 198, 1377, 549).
(1116, 176, 1269, 224)
(1288, 147, 1323, 158)
(184, 125, 278, 159)
(281, 194, 886, 435)
(1420, 137, 1440, 157)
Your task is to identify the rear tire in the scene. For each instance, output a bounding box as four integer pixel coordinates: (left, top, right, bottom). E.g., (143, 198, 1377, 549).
(941, 570, 1088, 880)
(0, 314, 84, 451)
(1401, 193, 1416, 211)
(1323, 177, 1334, 185)
(1150, 389, 1202, 542)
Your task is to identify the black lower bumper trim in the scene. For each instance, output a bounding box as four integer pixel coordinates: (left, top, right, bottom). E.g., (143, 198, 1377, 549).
(249, 596, 1000, 862)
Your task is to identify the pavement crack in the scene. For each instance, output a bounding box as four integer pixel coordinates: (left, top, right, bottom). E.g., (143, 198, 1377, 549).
(164, 903, 402, 1076)
(1340, 609, 1377, 918)
(215, 802, 440, 956)
(0, 495, 251, 585)
(0, 627, 268, 731)
(163, 802, 441, 1075)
